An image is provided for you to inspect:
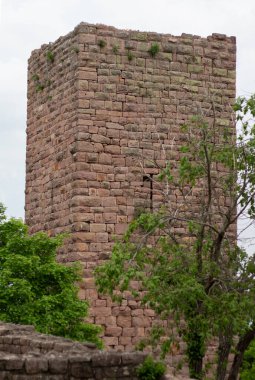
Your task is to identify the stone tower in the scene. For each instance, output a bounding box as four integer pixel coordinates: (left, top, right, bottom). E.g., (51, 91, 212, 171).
(26, 22, 236, 352)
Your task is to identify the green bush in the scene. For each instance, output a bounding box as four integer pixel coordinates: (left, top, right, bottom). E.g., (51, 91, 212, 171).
(137, 356, 166, 380)
(0, 203, 102, 348)
(241, 340, 255, 380)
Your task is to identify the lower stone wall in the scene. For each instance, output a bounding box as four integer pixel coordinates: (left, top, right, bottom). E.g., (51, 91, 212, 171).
(0, 322, 146, 379)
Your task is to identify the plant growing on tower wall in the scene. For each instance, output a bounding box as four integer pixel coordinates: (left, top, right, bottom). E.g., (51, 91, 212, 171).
(98, 39, 106, 49)
(96, 95, 255, 380)
(46, 50, 55, 63)
(148, 42, 160, 57)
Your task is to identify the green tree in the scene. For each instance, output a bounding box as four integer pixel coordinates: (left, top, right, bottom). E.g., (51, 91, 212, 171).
(96, 95, 255, 379)
(240, 340, 255, 380)
(0, 204, 102, 348)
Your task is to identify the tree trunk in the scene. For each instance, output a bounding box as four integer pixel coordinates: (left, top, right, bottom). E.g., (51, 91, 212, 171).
(228, 327, 255, 380)
(216, 330, 232, 380)
(186, 327, 205, 380)
(189, 356, 203, 380)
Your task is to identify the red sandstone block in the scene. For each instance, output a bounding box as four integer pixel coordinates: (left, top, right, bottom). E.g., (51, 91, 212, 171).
(92, 307, 112, 317)
(105, 327, 122, 337)
(126, 206, 134, 215)
(95, 316, 106, 325)
(72, 232, 94, 242)
(78, 289, 86, 299)
(105, 316, 117, 325)
(112, 306, 131, 316)
(117, 316, 131, 328)
(119, 336, 132, 345)
(104, 145, 121, 154)
(93, 143, 104, 153)
(97, 189, 110, 197)
(98, 153, 112, 164)
(144, 309, 155, 317)
(106, 129, 120, 138)
(79, 70, 97, 81)
(103, 212, 117, 223)
(127, 300, 139, 308)
(102, 197, 116, 207)
(106, 224, 115, 234)
(107, 174, 115, 181)
(81, 251, 99, 260)
(92, 164, 112, 173)
(132, 335, 143, 344)
(95, 299, 107, 306)
(135, 327, 145, 337)
(75, 243, 89, 251)
(115, 224, 128, 234)
(78, 99, 89, 108)
(71, 196, 101, 207)
(86, 154, 99, 164)
(94, 214, 103, 223)
(96, 233, 108, 242)
(88, 126, 99, 134)
(74, 141, 94, 153)
(78, 79, 89, 90)
(83, 278, 95, 289)
(103, 337, 118, 346)
(90, 99, 105, 110)
(97, 173, 107, 181)
(122, 328, 136, 337)
(85, 289, 98, 300)
(88, 189, 96, 197)
(117, 215, 127, 223)
(131, 309, 143, 316)
(132, 316, 151, 328)
(90, 242, 102, 252)
(90, 223, 106, 232)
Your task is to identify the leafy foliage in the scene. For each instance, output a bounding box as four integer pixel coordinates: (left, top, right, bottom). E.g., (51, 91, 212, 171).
(112, 44, 119, 54)
(96, 95, 255, 379)
(98, 39, 106, 48)
(46, 50, 54, 63)
(0, 205, 102, 347)
(241, 340, 255, 380)
(137, 356, 166, 380)
(148, 43, 160, 57)
(127, 49, 134, 62)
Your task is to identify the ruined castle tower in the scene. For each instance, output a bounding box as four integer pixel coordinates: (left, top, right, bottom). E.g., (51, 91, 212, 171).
(25, 22, 236, 352)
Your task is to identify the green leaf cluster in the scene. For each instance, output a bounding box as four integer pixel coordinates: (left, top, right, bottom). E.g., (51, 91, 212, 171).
(137, 356, 166, 380)
(241, 340, 255, 380)
(0, 205, 102, 348)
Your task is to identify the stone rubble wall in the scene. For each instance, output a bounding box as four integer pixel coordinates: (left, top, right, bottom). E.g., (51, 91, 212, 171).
(26, 21, 236, 362)
(0, 322, 147, 379)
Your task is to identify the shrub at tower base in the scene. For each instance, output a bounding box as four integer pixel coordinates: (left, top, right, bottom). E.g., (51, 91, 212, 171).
(96, 95, 255, 380)
(0, 203, 102, 348)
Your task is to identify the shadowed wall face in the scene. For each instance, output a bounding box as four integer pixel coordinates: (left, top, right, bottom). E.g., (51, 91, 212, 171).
(26, 22, 236, 355)
(0, 322, 146, 379)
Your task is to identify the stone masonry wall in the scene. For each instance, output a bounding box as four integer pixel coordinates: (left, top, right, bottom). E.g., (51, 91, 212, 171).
(26, 22, 236, 355)
(0, 322, 146, 379)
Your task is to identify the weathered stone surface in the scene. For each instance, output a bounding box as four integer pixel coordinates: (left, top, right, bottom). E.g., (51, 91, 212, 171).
(25, 21, 236, 376)
(25, 358, 48, 374)
(48, 358, 68, 374)
(5, 356, 24, 370)
(0, 322, 146, 379)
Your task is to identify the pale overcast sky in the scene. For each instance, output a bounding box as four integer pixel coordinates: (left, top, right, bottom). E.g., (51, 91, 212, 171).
(0, 0, 255, 223)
